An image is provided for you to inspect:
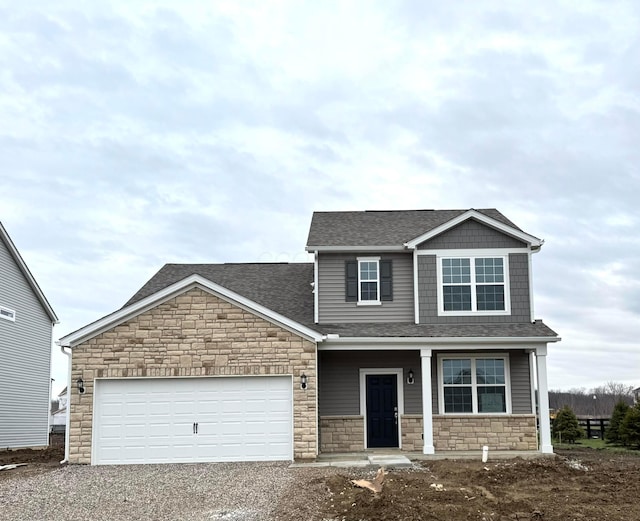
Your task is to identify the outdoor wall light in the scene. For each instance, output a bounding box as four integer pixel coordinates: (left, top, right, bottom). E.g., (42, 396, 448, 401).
(406, 369, 415, 385)
(77, 378, 85, 394)
(300, 373, 308, 390)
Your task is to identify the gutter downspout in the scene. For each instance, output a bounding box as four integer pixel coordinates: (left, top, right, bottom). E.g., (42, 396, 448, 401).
(58, 343, 72, 464)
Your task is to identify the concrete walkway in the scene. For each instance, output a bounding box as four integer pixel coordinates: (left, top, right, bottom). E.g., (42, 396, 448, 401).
(290, 450, 554, 469)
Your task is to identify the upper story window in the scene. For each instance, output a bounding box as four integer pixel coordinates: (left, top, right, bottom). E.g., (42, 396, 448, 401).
(0, 306, 16, 322)
(439, 355, 510, 414)
(438, 255, 510, 315)
(345, 258, 393, 304)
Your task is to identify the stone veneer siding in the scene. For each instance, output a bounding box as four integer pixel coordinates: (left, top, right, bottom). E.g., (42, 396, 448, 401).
(320, 416, 364, 452)
(320, 415, 537, 453)
(434, 415, 537, 451)
(69, 288, 317, 464)
(401, 415, 424, 452)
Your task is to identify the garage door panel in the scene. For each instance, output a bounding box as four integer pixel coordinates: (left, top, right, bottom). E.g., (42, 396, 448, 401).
(93, 376, 293, 465)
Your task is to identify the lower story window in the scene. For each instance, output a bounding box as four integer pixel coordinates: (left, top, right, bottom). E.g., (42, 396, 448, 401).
(441, 356, 509, 414)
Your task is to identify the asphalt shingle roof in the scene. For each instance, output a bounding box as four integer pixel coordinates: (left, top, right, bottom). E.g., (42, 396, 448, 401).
(306, 209, 520, 248)
(125, 263, 315, 327)
(125, 262, 558, 339)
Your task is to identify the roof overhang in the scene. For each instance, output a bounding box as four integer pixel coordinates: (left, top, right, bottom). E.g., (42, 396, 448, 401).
(58, 274, 324, 347)
(404, 209, 543, 250)
(318, 335, 561, 350)
(305, 245, 406, 253)
(0, 222, 59, 324)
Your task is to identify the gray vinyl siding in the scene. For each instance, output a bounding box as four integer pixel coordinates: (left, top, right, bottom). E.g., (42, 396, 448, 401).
(510, 350, 533, 414)
(432, 350, 532, 414)
(318, 351, 422, 416)
(319, 349, 532, 416)
(0, 238, 52, 448)
(418, 253, 531, 324)
(317, 252, 414, 323)
(417, 219, 527, 249)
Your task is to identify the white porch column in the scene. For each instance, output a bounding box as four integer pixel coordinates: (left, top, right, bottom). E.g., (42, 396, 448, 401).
(421, 348, 435, 454)
(536, 345, 554, 454)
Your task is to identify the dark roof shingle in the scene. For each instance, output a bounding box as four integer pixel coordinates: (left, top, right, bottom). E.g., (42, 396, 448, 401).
(306, 209, 519, 248)
(125, 263, 315, 326)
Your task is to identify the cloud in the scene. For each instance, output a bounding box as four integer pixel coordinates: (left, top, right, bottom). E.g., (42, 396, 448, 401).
(0, 0, 638, 393)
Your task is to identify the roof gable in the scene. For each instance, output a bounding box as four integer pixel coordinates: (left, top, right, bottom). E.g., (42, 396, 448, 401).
(0, 222, 58, 323)
(405, 210, 542, 249)
(58, 273, 323, 347)
(305, 209, 528, 251)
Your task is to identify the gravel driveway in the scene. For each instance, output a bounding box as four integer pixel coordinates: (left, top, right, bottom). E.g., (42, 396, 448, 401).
(0, 462, 329, 521)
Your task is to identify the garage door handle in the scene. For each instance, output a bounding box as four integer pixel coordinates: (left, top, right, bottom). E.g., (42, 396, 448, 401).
(195, 422, 199, 434)
(193, 422, 198, 434)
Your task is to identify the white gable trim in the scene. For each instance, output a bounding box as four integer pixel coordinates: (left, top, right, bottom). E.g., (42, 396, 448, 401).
(0, 222, 59, 323)
(58, 274, 323, 347)
(403, 210, 543, 249)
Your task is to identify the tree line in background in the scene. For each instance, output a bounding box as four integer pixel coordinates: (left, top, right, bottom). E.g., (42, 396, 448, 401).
(550, 382, 640, 449)
(549, 381, 635, 417)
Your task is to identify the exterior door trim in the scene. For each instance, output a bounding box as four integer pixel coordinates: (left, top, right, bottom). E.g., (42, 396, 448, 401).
(359, 368, 404, 449)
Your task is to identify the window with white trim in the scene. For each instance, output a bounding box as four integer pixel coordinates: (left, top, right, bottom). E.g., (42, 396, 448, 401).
(358, 258, 379, 303)
(0, 306, 16, 322)
(439, 256, 509, 314)
(439, 356, 510, 414)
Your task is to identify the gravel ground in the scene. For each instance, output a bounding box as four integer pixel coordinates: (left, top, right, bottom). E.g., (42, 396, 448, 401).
(0, 461, 318, 521)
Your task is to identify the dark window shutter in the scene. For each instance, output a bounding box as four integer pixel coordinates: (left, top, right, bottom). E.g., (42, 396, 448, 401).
(345, 260, 358, 302)
(380, 259, 393, 301)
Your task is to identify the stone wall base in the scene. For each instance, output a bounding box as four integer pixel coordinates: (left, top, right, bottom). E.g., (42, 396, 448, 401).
(434, 415, 537, 451)
(320, 416, 364, 452)
(320, 414, 538, 453)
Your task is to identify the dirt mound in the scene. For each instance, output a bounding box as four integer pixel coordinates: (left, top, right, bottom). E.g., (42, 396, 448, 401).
(312, 451, 640, 521)
(0, 435, 65, 481)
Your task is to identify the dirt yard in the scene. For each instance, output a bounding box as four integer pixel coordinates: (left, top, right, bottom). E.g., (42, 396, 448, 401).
(276, 448, 640, 521)
(2, 440, 639, 521)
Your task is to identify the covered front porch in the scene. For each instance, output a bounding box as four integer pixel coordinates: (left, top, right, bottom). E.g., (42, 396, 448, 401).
(317, 343, 553, 456)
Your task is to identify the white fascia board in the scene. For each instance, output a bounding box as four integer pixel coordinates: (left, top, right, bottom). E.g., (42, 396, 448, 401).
(403, 210, 543, 249)
(305, 245, 406, 252)
(318, 336, 560, 350)
(0, 222, 59, 324)
(59, 274, 323, 347)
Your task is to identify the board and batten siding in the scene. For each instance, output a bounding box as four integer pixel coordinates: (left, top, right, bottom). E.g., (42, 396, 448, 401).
(317, 252, 414, 323)
(320, 349, 532, 416)
(0, 238, 53, 449)
(417, 253, 531, 324)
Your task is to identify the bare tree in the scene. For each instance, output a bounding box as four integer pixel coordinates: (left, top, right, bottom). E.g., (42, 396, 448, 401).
(549, 382, 634, 417)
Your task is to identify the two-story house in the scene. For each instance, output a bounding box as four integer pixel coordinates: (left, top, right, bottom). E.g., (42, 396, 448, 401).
(59, 209, 559, 465)
(0, 221, 59, 449)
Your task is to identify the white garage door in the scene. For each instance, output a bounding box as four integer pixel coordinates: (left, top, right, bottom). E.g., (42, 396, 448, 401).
(93, 376, 293, 465)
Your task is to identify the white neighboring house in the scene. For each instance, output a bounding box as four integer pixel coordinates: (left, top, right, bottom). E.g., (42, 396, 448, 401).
(634, 387, 640, 404)
(50, 387, 67, 434)
(0, 221, 59, 448)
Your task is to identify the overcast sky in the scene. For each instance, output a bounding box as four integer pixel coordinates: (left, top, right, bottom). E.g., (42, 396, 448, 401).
(1, 1, 638, 396)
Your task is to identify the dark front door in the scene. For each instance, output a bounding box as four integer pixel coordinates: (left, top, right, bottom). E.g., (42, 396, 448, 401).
(366, 374, 399, 448)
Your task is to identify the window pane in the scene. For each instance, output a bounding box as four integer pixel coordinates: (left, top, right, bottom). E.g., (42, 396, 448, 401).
(478, 386, 506, 413)
(476, 285, 505, 311)
(476, 359, 505, 385)
(443, 286, 472, 311)
(360, 261, 378, 281)
(443, 359, 471, 385)
(475, 258, 504, 283)
(444, 387, 473, 413)
(360, 281, 378, 300)
(443, 258, 470, 284)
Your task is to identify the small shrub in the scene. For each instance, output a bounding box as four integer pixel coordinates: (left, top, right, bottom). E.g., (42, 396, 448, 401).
(553, 405, 584, 443)
(606, 400, 630, 444)
(620, 402, 640, 449)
